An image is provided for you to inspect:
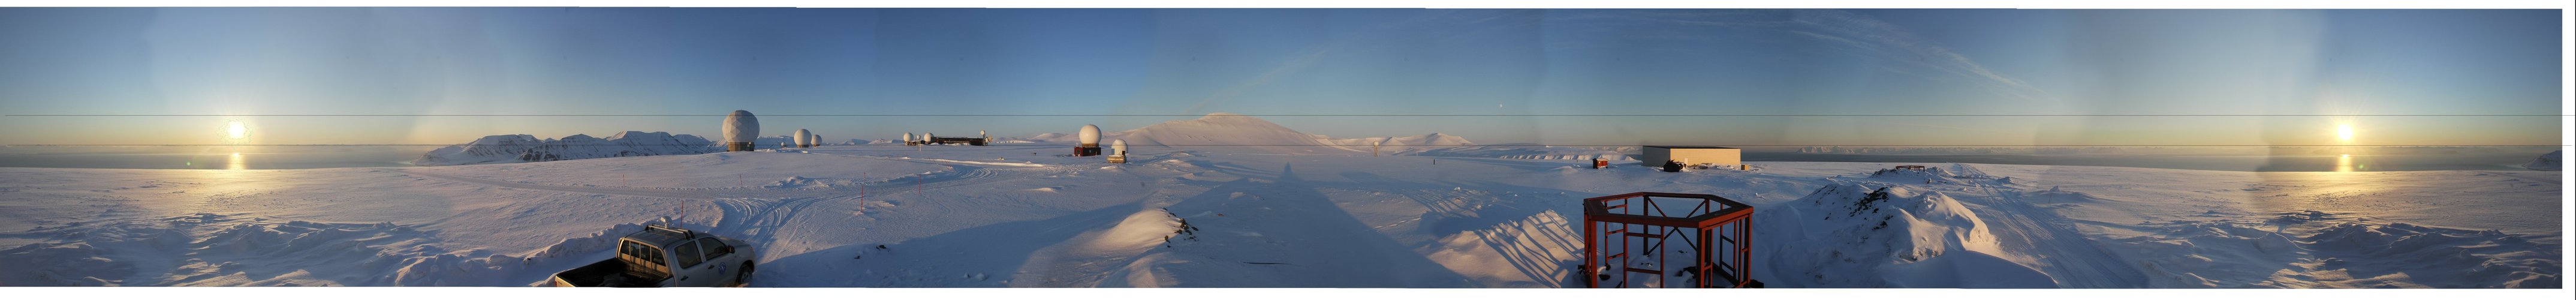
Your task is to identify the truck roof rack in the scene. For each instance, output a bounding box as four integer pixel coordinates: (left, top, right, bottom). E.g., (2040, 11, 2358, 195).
(628, 220, 698, 245)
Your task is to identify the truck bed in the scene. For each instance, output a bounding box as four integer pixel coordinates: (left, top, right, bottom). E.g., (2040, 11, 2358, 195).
(552, 259, 668, 287)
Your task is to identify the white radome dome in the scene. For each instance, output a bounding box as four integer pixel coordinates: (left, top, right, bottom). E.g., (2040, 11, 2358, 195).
(1111, 139, 1127, 155)
(902, 133, 912, 142)
(722, 110, 760, 143)
(793, 129, 813, 148)
(1078, 124, 1101, 145)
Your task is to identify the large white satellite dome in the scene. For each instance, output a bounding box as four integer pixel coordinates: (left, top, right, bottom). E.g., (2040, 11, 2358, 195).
(722, 110, 760, 143)
(1078, 124, 1102, 145)
(902, 133, 912, 142)
(1111, 139, 1127, 155)
(793, 129, 812, 148)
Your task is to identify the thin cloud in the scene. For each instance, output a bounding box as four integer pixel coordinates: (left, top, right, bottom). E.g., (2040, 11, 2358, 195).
(1570, 10, 2053, 103)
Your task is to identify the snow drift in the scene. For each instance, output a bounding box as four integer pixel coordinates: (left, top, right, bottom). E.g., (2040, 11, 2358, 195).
(412, 131, 718, 166)
(1755, 184, 2056, 287)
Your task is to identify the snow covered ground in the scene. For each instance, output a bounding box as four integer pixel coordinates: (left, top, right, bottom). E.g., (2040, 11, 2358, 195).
(0, 116, 2560, 287)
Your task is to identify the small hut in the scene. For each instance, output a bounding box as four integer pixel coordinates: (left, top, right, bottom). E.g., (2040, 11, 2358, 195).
(1106, 139, 1129, 163)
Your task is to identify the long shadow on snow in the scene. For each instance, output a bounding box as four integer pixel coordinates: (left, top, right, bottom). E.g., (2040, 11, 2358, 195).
(755, 202, 1145, 287)
(1146, 163, 1477, 287)
(1333, 171, 1595, 287)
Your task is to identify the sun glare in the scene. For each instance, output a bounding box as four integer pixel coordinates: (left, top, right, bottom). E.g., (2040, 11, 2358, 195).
(225, 120, 249, 140)
(2335, 124, 2354, 142)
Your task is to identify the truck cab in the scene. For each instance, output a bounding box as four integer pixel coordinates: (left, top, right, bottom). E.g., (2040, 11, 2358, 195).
(551, 223, 759, 287)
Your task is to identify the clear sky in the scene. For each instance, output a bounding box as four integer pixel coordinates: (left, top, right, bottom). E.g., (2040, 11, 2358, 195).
(0, 8, 2562, 146)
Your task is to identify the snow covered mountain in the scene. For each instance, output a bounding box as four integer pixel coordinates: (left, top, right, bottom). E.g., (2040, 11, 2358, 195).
(1013, 113, 1472, 154)
(1320, 133, 1474, 151)
(2524, 150, 2560, 171)
(1395, 143, 1635, 161)
(412, 131, 719, 166)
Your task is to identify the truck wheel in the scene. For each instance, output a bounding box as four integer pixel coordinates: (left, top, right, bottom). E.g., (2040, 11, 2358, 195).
(736, 262, 755, 286)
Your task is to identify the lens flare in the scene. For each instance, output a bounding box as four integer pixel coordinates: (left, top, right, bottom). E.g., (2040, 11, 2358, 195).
(2335, 124, 2354, 142)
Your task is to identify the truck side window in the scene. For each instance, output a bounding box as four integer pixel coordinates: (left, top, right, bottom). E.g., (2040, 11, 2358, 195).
(698, 238, 731, 259)
(673, 241, 704, 269)
(625, 241, 665, 267)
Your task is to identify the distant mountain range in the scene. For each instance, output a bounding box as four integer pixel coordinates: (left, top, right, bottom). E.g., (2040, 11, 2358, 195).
(1005, 112, 1473, 154)
(413, 113, 1475, 165)
(411, 131, 731, 166)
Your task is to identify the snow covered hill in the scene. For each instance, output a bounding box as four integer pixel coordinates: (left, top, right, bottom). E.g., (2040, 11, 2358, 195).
(1321, 133, 1474, 152)
(2524, 150, 2560, 171)
(411, 131, 719, 166)
(1755, 184, 2055, 287)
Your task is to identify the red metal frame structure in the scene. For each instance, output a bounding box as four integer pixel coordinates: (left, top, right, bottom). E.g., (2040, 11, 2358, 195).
(1581, 192, 1756, 288)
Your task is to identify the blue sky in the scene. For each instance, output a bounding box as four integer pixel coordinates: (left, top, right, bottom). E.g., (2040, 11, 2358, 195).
(0, 8, 2561, 146)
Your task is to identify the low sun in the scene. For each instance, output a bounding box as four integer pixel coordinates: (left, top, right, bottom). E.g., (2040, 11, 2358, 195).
(2336, 124, 2354, 142)
(226, 120, 249, 140)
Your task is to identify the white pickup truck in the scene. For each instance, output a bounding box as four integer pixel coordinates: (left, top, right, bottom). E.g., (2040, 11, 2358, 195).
(550, 222, 759, 287)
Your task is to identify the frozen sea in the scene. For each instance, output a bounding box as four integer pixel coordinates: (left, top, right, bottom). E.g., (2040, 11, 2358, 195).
(0, 146, 435, 170)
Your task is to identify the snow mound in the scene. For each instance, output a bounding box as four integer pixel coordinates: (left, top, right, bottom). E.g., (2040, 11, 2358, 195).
(1755, 184, 2054, 287)
(2111, 220, 2559, 288)
(2523, 150, 2560, 171)
(1396, 143, 1629, 161)
(413, 131, 718, 166)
